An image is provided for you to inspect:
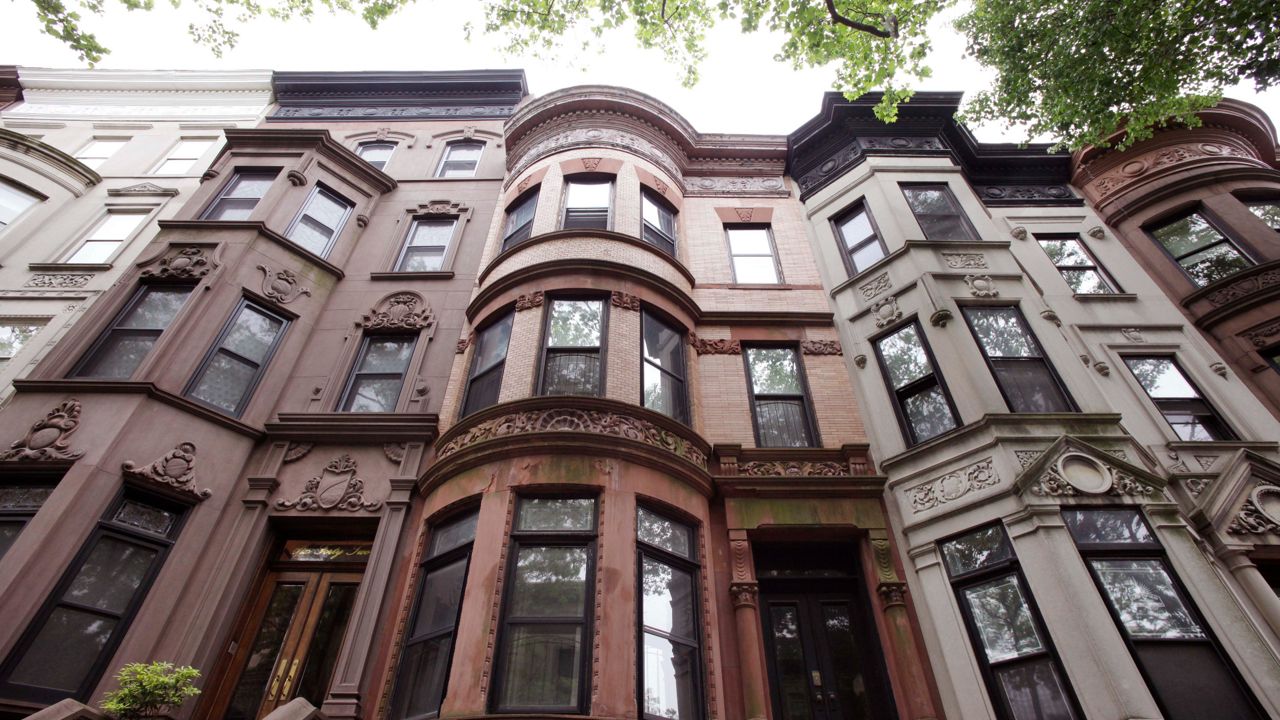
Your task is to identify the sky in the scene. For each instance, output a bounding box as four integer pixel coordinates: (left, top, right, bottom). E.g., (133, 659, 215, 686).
(1, 0, 1277, 141)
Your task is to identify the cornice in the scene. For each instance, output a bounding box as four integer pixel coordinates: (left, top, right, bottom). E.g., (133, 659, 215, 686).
(16, 67, 274, 93)
(265, 412, 439, 443)
(219, 128, 397, 193)
(0, 128, 100, 188)
(0, 66, 21, 107)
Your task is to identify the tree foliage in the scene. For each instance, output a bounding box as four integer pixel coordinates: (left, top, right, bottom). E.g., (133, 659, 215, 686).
(100, 662, 201, 720)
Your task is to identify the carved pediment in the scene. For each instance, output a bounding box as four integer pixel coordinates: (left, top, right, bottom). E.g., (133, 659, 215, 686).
(139, 245, 216, 280)
(1015, 437, 1164, 500)
(362, 291, 433, 330)
(1195, 450, 1280, 539)
(107, 182, 178, 197)
(0, 399, 85, 462)
(122, 442, 210, 500)
(275, 454, 383, 512)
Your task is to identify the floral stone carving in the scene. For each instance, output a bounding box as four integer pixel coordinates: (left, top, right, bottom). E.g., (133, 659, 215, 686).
(1030, 453, 1154, 498)
(739, 460, 847, 477)
(25, 274, 92, 288)
(363, 292, 433, 330)
(908, 457, 999, 513)
(965, 274, 999, 297)
(275, 454, 384, 512)
(689, 334, 741, 355)
(122, 442, 211, 500)
(800, 340, 842, 356)
(0, 399, 85, 462)
(871, 296, 902, 328)
(514, 291, 544, 311)
(858, 273, 891, 300)
(610, 292, 641, 311)
(941, 252, 987, 269)
(258, 265, 312, 305)
(141, 246, 215, 280)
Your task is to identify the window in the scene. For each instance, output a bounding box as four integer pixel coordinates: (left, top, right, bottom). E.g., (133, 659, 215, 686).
(462, 312, 514, 417)
(73, 285, 192, 379)
(202, 171, 277, 221)
(874, 322, 959, 445)
(641, 190, 677, 256)
(726, 226, 780, 284)
(1063, 508, 1262, 720)
(642, 312, 688, 422)
(185, 300, 288, 416)
(396, 218, 456, 272)
(357, 142, 396, 171)
(941, 525, 1079, 720)
(744, 346, 816, 448)
(637, 507, 702, 720)
(74, 138, 128, 171)
(1265, 345, 1280, 376)
(901, 184, 978, 242)
(436, 142, 483, 178)
(494, 497, 596, 713)
(502, 190, 539, 251)
(63, 211, 149, 264)
(390, 508, 479, 719)
(285, 185, 353, 257)
(0, 321, 45, 369)
(834, 202, 886, 275)
(0, 484, 54, 559)
(539, 298, 605, 397)
(0, 491, 185, 703)
(0, 179, 39, 230)
(338, 335, 416, 412)
(1150, 213, 1252, 287)
(152, 139, 215, 175)
(1037, 236, 1118, 294)
(561, 179, 612, 231)
(1245, 201, 1280, 232)
(1123, 356, 1234, 441)
(963, 307, 1074, 413)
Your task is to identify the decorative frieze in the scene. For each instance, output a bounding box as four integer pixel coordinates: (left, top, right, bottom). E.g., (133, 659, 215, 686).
(514, 291, 544, 311)
(908, 457, 999, 513)
(1242, 318, 1280, 348)
(941, 252, 987, 269)
(140, 246, 215, 280)
(258, 265, 312, 305)
(800, 340, 842, 356)
(0, 399, 85, 462)
(1091, 141, 1251, 196)
(858, 136, 944, 151)
(610, 291, 641, 311)
(25, 274, 92, 288)
(739, 460, 847, 477)
(122, 442, 210, 500)
(974, 184, 1075, 203)
(363, 292, 433, 330)
(275, 454, 383, 512)
(273, 104, 518, 120)
(858, 273, 891, 300)
(689, 334, 741, 355)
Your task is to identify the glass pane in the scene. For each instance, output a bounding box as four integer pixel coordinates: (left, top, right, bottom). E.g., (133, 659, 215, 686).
(498, 625, 582, 709)
(1062, 509, 1154, 545)
(8, 607, 117, 691)
(190, 352, 257, 413)
(850, 240, 886, 272)
(995, 658, 1078, 720)
(733, 256, 779, 283)
(1135, 642, 1260, 720)
(63, 536, 156, 614)
(878, 324, 932, 389)
(642, 633, 698, 720)
(399, 247, 444, 272)
(0, 520, 23, 559)
(548, 300, 602, 347)
(641, 557, 696, 639)
(1092, 559, 1205, 639)
(746, 348, 802, 394)
(1247, 202, 1280, 229)
(505, 193, 538, 236)
(472, 314, 513, 375)
(429, 511, 479, 557)
(768, 605, 813, 720)
(358, 337, 415, 373)
(446, 143, 483, 162)
(1152, 213, 1225, 257)
(76, 333, 157, 379)
(225, 583, 305, 720)
(358, 143, 395, 167)
(463, 367, 503, 416)
(172, 139, 214, 159)
(1124, 357, 1198, 399)
(755, 399, 812, 448)
(992, 360, 1072, 413)
(643, 314, 682, 370)
(964, 575, 1044, 662)
(509, 546, 588, 617)
(727, 227, 772, 255)
(294, 582, 358, 707)
(541, 351, 600, 395)
(942, 525, 1012, 576)
(113, 499, 176, 536)
(565, 181, 610, 208)
(67, 241, 120, 264)
(1060, 269, 1112, 294)
(1164, 410, 1228, 442)
(0, 485, 53, 510)
(643, 361, 685, 420)
(222, 173, 273, 199)
(642, 194, 675, 236)
(391, 635, 452, 719)
(89, 213, 146, 241)
(222, 306, 283, 363)
(903, 186, 955, 216)
(902, 385, 957, 442)
(823, 604, 872, 720)
(155, 158, 195, 175)
(0, 180, 39, 224)
(1038, 238, 1092, 266)
(965, 307, 1040, 358)
(637, 507, 692, 558)
(288, 216, 335, 255)
(343, 376, 404, 412)
(918, 214, 975, 242)
(206, 197, 259, 221)
(517, 497, 595, 531)
(411, 558, 468, 638)
(409, 219, 454, 248)
(838, 209, 874, 247)
(0, 323, 42, 359)
(119, 287, 192, 330)
(1179, 243, 1251, 286)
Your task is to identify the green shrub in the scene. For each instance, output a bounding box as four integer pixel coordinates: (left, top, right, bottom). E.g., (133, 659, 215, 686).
(100, 662, 201, 720)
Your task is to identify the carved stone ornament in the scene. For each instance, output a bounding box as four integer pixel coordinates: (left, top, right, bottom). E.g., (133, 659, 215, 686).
(1092, 141, 1251, 196)
(964, 274, 999, 298)
(141, 246, 214, 280)
(739, 460, 847, 477)
(514, 291, 544, 311)
(878, 583, 907, 608)
(383, 442, 407, 464)
(200, 168, 219, 184)
(516, 176, 533, 194)
(422, 200, 465, 215)
(580, 157, 602, 172)
(930, 308, 953, 328)
(1211, 362, 1228, 378)
(734, 208, 754, 222)
(1039, 309, 1061, 327)
(363, 292, 434, 330)
(108, 182, 178, 197)
(1015, 450, 1043, 470)
(1227, 482, 1280, 535)
(286, 170, 307, 187)
(908, 457, 999, 513)
(729, 582, 758, 609)
(871, 296, 902, 328)
(456, 334, 473, 354)
(1087, 226, 1106, 240)
(356, 214, 370, 228)
(0, 399, 85, 462)
(25, 274, 92, 288)
(1010, 226, 1029, 241)
(800, 340, 842, 356)
(610, 291, 641, 311)
(1120, 327, 1145, 343)
(853, 354, 867, 369)
(859, 136, 944, 151)
(871, 539, 899, 584)
(1030, 452, 1155, 497)
(283, 442, 313, 463)
(275, 454, 384, 512)
(1093, 361, 1111, 377)
(859, 273, 891, 300)
(689, 333, 741, 355)
(122, 442, 210, 500)
(1183, 477, 1210, 497)
(258, 265, 312, 305)
(1242, 319, 1280, 348)
(1205, 268, 1280, 307)
(438, 408, 708, 469)
(941, 252, 988, 269)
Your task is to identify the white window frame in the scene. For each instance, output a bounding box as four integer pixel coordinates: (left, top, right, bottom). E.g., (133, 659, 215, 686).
(61, 209, 152, 265)
(150, 138, 218, 176)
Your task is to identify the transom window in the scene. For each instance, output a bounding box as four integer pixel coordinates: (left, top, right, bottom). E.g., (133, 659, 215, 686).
(637, 507, 702, 720)
(186, 299, 288, 417)
(726, 226, 780, 284)
(0, 321, 46, 369)
(834, 202, 886, 276)
(502, 190, 539, 250)
(339, 335, 416, 412)
(1037, 235, 1118, 294)
(396, 218, 456, 272)
(0, 484, 55, 559)
(202, 171, 277, 221)
(462, 313, 514, 417)
(0, 180, 40, 230)
(1245, 201, 1280, 231)
(963, 306, 1074, 413)
(74, 138, 128, 171)
(1150, 212, 1252, 287)
(641, 190, 677, 256)
(285, 185, 353, 257)
(641, 312, 688, 422)
(1123, 356, 1234, 441)
(539, 298, 605, 397)
(562, 179, 612, 231)
(436, 142, 483, 178)
(744, 346, 815, 448)
(874, 321, 959, 445)
(152, 139, 215, 175)
(357, 142, 396, 171)
(901, 184, 978, 242)
(64, 211, 149, 264)
(73, 285, 193, 379)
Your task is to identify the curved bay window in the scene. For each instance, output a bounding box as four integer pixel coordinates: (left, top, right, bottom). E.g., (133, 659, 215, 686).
(641, 312, 688, 422)
(962, 306, 1074, 414)
(744, 346, 816, 448)
(562, 178, 612, 231)
(637, 507, 702, 720)
(73, 284, 194, 379)
(641, 190, 677, 256)
(833, 201, 886, 276)
(502, 189, 539, 251)
(874, 321, 959, 446)
(462, 312, 514, 417)
(1149, 212, 1252, 287)
(539, 298, 606, 397)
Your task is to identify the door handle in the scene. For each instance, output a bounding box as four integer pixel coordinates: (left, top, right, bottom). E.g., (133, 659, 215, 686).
(266, 657, 289, 701)
(279, 658, 301, 699)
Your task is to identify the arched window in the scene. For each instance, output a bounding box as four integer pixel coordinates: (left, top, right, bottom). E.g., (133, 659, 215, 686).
(357, 141, 396, 171)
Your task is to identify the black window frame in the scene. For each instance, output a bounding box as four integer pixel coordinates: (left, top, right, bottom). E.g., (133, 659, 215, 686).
(560, 175, 614, 231)
(1035, 233, 1121, 294)
(640, 189, 677, 257)
(900, 183, 980, 242)
(491, 495, 598, 715)
(200, 168, 279, 221)
(872, 319, 961, 446)
(537, 295, 609, 398)
(460, 311, 515, 418)
(356, 141, 397, 171)
(435, 141, 485, 179)
(1146, 208, 1254, 288)
(0, 478, 58, 561)
(502, 187, 540, 252)
(394, 216, 458, 273)
(184, 297, 289, 418)
(742, 344, 819, 448)
(1263, 344, 1280, 376)
(635, 504, 704, 720)
(725, 224, 783, 285)
(831, 199, 888, 277)
(0, 487, 188, 704)
(1122, 354, 1236, 441)
(639, 309, 689, 424)
(71, 282, 195, 380)
(961, 305, 1077, 414)
(940, 523, 1083, 720)
(336, 333, 418, 412)
(283, 183, 354, 259)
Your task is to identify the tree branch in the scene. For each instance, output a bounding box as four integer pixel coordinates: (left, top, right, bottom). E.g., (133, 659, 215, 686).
(824, 0, 895, 38)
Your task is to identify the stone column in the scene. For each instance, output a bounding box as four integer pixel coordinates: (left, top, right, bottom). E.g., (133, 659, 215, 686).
(1222, 548, 1280, 642)
(729, 534, 769, 720)
(870, 537, 940, 720)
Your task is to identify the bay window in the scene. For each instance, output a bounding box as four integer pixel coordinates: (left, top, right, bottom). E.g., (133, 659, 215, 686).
(539, 298, 605, 397)
(963, 306, 1074, 413)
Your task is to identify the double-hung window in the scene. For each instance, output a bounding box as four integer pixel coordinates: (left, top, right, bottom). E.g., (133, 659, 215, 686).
(562, 179, 612, 230)
(963, 307, 1074, 413)
(1150, 212, 1252, 287)
(152, 139, 215, 175)
(902, 184, 978, 242)
(285, 185, 353, 257)
(338, 335, 416, 412)
(637, 507, 702, 720)
(834, 202, 886, 275)
(436, 142, 483, 178)
(744, 346, 816, 448)
(641, 190, 677, 256)
(0, 483, 55, 559)
(539, 298, 605, 397)
(390, 508, 479, 719)
(726, 226, 780, 284)
(1245, 201, 1280, 232)
(186, 299, 288, 416)
(641, 312, 688, 422)
(1037, 235, 1118, 294)
(494, 497, 597, 713)
(1123, 356, 1234, 440)
(875, 322, 959, 445)
(1063, 508, 1262, 720)
(65, 211, 149, 264)
(941, 524, 1080, 720)
(74, 138, 128, 171)
(202, 171, 277, 221)
(0, 179, 39, 230)
(502, 190, 539, 250)
(0, 321, 45, 370)
(396, 218, 455, 272)
(0, 490, 186, 703)
(462, 313, 514, 417)
(73, 284, 193, 379)
(357, 142, 396, 171)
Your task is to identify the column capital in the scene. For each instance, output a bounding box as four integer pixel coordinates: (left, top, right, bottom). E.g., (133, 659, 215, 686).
(729, 582, 759, 609)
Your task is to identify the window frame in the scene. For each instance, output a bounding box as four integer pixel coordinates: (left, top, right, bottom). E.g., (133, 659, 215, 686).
(435, 141, 485, 179)
(200, 169, 279, 221)
(0, 320, 48, 369)
(741, 344, 819, 448)
(283, 183, 354, 259)
(961, 305, 1077, 414)
(1122, 354, 1237, 441)
(0, 480, 57, 561)
(1035, 233, 1121, 294)
(872, 319, 962, 446)
(1145, 208, 1254, 288)
(150, 138, 217, 176)
(830, 199, 888, 278)
(183, 297, 289, 418)
(640, 189, 678, 257)
(71, 283, 195, 379)
(460, 311, 515, 418)
(61, 208, 152, 265)
(336, 333, 418, 412)
(394, 216, 459, 273)
(536, 295, 610, 398)
(560, 175, 615, 232)
(0, 177, 42, 232)
(356, 141, 397, 172)
(639, 309, 689, 424)
(899, 182, 980, 242)
(501, 187, 541, 252)
(74, 137, 129, 171)
(725, 224, 784, 285)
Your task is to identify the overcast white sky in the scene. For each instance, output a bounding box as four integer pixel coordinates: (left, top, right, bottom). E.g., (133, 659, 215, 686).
(2, 1, 1277, 141)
